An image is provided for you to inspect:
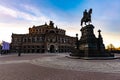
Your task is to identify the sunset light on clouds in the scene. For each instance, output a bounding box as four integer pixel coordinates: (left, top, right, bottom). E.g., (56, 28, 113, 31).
(0, 0, 120, 47)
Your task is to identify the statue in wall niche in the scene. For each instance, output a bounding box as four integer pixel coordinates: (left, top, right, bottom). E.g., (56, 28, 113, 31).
(81, 8, 92, 26)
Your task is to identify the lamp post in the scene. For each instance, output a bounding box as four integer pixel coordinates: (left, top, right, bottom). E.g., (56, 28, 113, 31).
(76, 34, 79, 50)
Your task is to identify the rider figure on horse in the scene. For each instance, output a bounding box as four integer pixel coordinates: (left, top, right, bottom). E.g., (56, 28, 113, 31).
(83, 9, 88, 19)
(81, 8, 92, 26)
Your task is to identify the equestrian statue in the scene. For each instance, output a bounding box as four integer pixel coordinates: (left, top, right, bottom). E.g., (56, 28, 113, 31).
(81, 8, 92, 26)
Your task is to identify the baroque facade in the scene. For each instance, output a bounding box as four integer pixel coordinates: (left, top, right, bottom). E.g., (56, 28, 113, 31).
(11, 21, 76, 53)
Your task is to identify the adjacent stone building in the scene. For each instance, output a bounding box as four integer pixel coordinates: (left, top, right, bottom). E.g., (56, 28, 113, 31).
(11, 21, 76, 53)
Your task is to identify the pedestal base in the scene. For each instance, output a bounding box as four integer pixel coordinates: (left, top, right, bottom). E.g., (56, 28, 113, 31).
(71, 24, 114, 58)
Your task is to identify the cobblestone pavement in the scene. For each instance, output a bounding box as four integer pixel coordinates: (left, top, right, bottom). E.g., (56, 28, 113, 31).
(31, 54, 120, 73)
(0, 53, 120, 80)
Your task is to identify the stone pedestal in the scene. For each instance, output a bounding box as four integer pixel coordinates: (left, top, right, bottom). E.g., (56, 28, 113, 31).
(70, 24, 114, 57)
(79, 24, 98, 57)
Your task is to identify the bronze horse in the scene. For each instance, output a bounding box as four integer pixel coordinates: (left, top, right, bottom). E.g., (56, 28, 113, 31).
(81, 8, 92, 26)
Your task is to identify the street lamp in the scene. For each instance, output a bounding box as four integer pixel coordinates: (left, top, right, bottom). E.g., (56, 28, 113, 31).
(76, 33, 79, 49)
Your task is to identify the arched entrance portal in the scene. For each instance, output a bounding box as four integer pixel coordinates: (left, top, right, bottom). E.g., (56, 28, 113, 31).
(50, 45, 55, 53)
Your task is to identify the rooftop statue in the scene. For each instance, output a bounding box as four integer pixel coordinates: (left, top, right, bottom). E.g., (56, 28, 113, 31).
(81, 8, 92, 26)
(49, 21, 54, 27)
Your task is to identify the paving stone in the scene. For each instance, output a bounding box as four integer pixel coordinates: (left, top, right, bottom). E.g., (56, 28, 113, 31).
(0, 53, 119, 80)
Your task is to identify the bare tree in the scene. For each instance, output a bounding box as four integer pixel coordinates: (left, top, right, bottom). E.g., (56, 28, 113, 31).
(107, 44, 115, 51)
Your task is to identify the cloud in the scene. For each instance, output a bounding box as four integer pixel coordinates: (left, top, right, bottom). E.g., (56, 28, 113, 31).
(0, 4, 51, 42)
(0, 23, 29, 42)
(0, 4, 50, 23)
(0, 5, 17, 18)
(103, 32, 120, 48)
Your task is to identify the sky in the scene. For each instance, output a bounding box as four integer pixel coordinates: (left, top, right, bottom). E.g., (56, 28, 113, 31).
(0, 0, 120, 47)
